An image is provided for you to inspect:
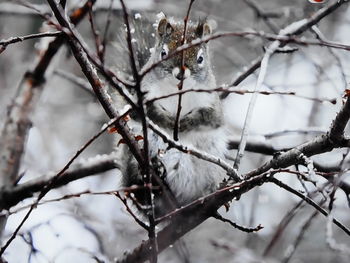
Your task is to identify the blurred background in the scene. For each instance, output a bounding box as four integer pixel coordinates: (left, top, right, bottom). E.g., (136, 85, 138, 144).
(0, 0, 349, 262)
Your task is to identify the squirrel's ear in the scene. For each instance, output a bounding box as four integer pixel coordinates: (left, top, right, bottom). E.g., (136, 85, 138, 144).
(158, 18, 174, 37)
(196, 21, 212, 37)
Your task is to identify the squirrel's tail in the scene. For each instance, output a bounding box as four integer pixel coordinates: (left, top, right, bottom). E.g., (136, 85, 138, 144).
(110, 12, 157, 80)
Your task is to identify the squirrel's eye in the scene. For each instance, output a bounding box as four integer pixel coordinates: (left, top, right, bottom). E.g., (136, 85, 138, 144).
(160, 45, 169, 60)
(161, 49, 167, 58)
(197, 55, 204, 64)
(197, 48, 204, 66)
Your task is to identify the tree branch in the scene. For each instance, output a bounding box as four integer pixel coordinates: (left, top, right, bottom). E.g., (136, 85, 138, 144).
(0, 154, 119, 210)
(220, 0, 349, 99)
(0, 0, 96, 189)
(117, 46, 350, 263)
(245, 97, 350, 179)
(0, 31, 62, 53)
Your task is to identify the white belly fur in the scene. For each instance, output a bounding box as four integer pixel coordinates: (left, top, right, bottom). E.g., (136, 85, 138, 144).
(146, 126, 228, 204)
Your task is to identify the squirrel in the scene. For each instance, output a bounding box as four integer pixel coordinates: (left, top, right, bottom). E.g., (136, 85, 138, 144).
(116, 13, 229, 216)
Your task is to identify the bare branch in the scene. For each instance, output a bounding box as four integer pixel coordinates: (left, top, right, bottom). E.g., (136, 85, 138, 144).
(115, 173, 269, 263)
(147, 119, 240, 181)
(140, 29, 350, 88)
(246, 97, 350, 179)
(118, 0, 157, 261)
(2, 0, 349, 261)
(243, 0, 280, 33)
(173, 0, 195, 141)
(264, 127, 327, 138)
(269, 177, 350, 236)
(213, 213, 263, 233)
(87, 2, 102, 60)
(0, 31, 62, 54)
(8, 185, 156, 217)
(0, 106, 130, 256)
(100, 0, 114, 64)
(145, 87, 337, 105)
(0, 153, 119, 210)
(233, 39, 278, 170)
(220, 0, 350, 99)
(119, 167, 350, 262)
(114, 192, 150, 231)
(117, 168, 349, 262)
(282, 208, 320, 263)
(326, 214, 350, 254)
(53, 69, 95, 97)
(0, 0, 96, 191)
(45, 0, 144, 166)
(263, 200, 305, 256)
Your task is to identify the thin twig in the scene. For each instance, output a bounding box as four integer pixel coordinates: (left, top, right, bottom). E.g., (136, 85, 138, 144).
(100, 0, 114, 64)
(46, 0, 144, 166)
(114, 192, 150, 231)
(233, 40, 278, 171)
(311, 25, 348, 90)
(139, 30, 350, 84)
(269, 177, 350, 236)
(245, 97, 350, 179)
(263, 200, 305, 256)
(0, 153, 119, 210)
(117, 165, 349, 263)
(0, 107, 130, 256)
(0, 31, 62, 53)
(53, 69, 95, 96)
(119, 1, 156, 262)
(87, 1, 103, 60)
(0, 0, 95, 189)
(145, 87, 337, 105)
(173, 0, 195, 141)
(0, 1, 96, 249)
(326, 214, 350, 254)
(264, 127, 327, 138)
(220, 0, 350, 99)
(243, 0, 280, 33)
(282, 208, 320, 263)
(147, 119, 241, 181)
(213, 213, 263, 233)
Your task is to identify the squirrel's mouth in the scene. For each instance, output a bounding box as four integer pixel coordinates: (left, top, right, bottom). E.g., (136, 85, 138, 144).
(172, 66, 191, 81)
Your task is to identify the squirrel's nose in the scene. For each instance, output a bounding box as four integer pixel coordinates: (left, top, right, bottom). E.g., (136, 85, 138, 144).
(172, 66, 191, 80)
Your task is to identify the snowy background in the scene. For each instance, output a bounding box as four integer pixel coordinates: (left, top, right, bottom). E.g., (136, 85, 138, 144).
(0, 0, 349, 262)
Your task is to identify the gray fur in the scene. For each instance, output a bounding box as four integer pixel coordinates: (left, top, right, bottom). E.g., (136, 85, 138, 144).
(117, 15, 229, 216)
(146, 103, 223, 132)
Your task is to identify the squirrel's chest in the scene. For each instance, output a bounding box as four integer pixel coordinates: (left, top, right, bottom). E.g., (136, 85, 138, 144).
(147, 128, 228, 203)
(143, 78, 215, 116)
